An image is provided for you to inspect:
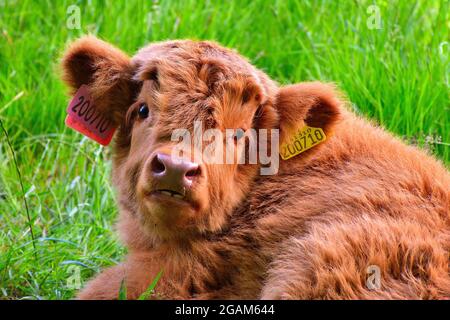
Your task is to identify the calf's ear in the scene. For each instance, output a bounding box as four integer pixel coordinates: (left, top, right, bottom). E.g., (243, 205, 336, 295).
(60, 36, 137, 125)
(275, 82, 342, 146)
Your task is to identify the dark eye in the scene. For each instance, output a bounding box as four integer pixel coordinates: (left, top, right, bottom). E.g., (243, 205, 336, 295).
(138, 103, 149, 119)
(233, 128, 246, 143)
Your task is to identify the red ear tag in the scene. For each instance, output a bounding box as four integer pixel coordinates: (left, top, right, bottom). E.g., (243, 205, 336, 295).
(65, 85, 116, 146)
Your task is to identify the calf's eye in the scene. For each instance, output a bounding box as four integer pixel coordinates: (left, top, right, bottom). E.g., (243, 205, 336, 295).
(233, 128, 246, 143)
(138, 103, 149, 119)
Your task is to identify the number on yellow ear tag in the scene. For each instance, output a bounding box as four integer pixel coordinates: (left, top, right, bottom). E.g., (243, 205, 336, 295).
(279, 125, 326, 160)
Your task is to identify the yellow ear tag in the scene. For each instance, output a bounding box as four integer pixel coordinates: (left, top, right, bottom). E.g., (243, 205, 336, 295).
(280, 125, 326, 160)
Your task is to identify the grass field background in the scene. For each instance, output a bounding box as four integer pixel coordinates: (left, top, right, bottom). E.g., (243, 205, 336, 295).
(0, 0, 448, 299)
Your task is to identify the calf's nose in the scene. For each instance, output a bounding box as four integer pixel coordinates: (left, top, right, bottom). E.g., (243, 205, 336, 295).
(150, 152, 201, 188)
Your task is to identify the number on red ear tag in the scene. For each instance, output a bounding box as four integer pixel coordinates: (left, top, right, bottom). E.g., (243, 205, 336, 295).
(65, 85, 116, 146)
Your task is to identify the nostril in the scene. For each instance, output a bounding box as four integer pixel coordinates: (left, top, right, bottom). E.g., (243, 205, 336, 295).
(151, 154, 165, 174)
(185, 166, 201, 179)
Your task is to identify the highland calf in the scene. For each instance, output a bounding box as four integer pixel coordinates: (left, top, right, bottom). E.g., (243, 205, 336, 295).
(60, 36, 450, 299)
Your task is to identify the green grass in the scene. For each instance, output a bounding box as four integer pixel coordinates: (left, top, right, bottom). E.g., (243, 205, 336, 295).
(0, 0, 448, 300)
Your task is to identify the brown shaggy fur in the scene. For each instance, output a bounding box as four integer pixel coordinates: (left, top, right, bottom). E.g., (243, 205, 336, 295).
(60, 36, 450, 300)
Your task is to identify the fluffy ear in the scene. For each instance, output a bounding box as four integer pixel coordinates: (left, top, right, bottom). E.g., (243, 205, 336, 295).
(275, 82, 342, 146)
(60, 36, 137, 125)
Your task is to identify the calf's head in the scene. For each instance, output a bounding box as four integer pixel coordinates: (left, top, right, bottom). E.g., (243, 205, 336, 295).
(61, 36, 341, 241)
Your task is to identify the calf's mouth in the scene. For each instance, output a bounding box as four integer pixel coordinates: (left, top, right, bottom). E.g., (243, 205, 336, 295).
(152, 188, 185, 199)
